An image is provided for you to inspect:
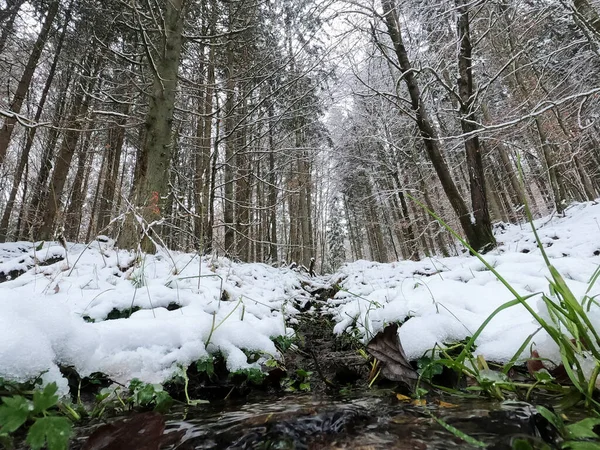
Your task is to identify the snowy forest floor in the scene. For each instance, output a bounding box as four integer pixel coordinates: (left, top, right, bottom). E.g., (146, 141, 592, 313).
(1, 201, 600, 399)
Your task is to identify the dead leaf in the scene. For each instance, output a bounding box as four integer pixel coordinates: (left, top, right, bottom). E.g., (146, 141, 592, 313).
(396, 393, 411, 402)
(527, 350, 544, 376)
(366, 323, 418, 389)
(438, 400, 457, 408)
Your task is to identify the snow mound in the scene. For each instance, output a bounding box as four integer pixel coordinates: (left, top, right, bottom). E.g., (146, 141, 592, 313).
(0, 244, 306, 393)
(329, 201, 600, 364)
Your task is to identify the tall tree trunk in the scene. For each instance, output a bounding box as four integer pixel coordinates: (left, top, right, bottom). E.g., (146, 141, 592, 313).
(96, 103, 129, 233)
(194, 23, 215, 253)
(118, 0, 187, 251)
(0, 4, 69, 241)
(267, 101, 278, 261)
(64, 132, 93, 240)
(24, 83, 68, 240)
(234, 98, 250, 261)
(455, 0, 496, 251)
(222, 31, 236, 256)
(38, 59, 99, 241)
(0, 0, 59, 167)
(0, 0, 25, 55)
(379, 0, 493, 252)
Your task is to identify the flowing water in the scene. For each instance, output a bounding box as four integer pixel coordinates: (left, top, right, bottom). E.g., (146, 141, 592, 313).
(153, 392, 550, 449)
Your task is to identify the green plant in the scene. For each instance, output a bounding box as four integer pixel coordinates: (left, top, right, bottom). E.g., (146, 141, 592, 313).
(0, 382, 74, 450)
(232, 368, 267, 385)
(282, 369, 312, 392)
(93, 379, 174, 415)
(196, 357, 216, 380)
(511, 406, 600, 449)
(127, 379, 173, 413)
(409, 189, 600, 407)
(272, 334, 296, 353)
(204, 297, 244, 347)
(337, 288, 382, 341)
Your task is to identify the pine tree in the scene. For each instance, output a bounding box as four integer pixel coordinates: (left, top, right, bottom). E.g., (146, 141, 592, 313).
(327, 197, 346, 272)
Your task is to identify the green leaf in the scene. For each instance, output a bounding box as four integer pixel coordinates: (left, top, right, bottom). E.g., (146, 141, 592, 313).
(512, 439, 534, 450)
(534, 369, 554, 383)
(128, 378, 143, 391)
(196, 358, 215, 377)
(536, 406, 565, 435)
(566, 418, 600, 440)
(0, 396, 31, 433)
(153, 391, 173, 414)
(26, 416, 72, 450)
(135, 384, 156, 407)
(417, 357, 444, 380)
(33, 382, 59, 414)
(562, 442, 600, 450)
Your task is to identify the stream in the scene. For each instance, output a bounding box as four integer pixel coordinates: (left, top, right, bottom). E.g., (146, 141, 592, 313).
(71, 392, 557, 449)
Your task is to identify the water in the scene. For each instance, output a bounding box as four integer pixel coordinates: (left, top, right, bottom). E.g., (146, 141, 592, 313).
(154, 393, 547, 449)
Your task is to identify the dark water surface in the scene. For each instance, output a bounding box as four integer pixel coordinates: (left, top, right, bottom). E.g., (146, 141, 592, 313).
(157, 392, 548, 449)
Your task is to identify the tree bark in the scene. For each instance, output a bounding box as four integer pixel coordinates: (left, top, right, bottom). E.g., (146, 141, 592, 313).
(455, 0, 496, 250)
(38, 58, 99, 241)
(118, 0, 187, 251)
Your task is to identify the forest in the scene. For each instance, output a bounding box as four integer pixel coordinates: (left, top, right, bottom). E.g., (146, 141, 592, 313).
(0, 0, 599, 270)
(4, 2, 600, 448)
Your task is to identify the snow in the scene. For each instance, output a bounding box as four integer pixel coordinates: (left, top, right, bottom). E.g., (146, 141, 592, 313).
(0, 242, 307, 395)
(1, 201, 600, 395)
(328, 201, 600, 365)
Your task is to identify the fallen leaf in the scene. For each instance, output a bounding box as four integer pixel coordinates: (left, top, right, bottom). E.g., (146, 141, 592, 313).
(527, 350, 544, 376)
(396, 393, 411, 402)
(366, 323, 418, 389)
(438, 401, 457, 408)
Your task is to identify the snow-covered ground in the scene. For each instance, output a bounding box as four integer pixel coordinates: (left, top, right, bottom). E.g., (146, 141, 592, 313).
(0, 241, 309, 394)
(1, 201, 599, 394)
(329, 202, 600, 367)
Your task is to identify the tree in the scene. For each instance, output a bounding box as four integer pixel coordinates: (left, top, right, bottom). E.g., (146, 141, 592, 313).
(326, 197, 346, 272)
(377, 0, 496, 252)
(118, 0, 188, 251)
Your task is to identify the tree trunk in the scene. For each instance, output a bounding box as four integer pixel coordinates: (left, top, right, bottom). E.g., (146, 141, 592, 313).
(0, 0, 58, 167)
(0, 0, 25, 55)
(455, 0, 496, 251)
(64, 132, 93, 241)
(96, 103, 129, 233)
(222, 30, 236, 257)
(118, 0, 187, 251)
(379, 0, 493, 252)
(38, 59, 99, 241)
(0, 5, 69, 241)
(573, 0, 600, 37)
